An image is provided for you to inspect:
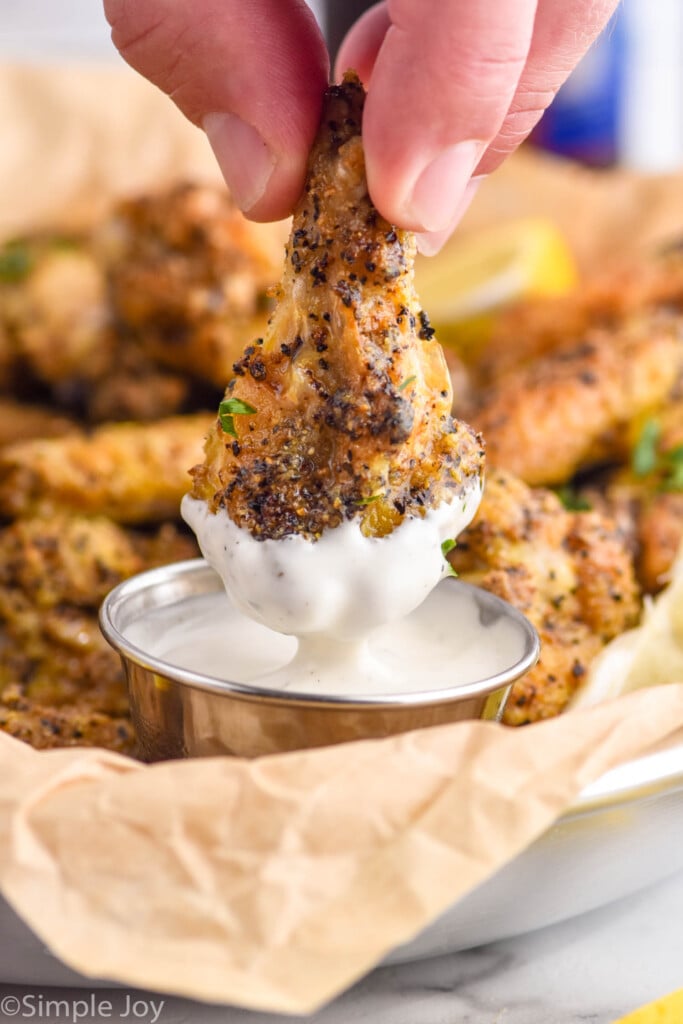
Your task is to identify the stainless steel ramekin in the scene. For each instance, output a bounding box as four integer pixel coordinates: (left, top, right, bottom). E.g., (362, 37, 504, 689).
(100, 559, 539, 760)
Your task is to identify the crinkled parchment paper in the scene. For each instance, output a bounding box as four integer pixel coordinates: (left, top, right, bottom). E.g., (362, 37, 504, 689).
(2, 63, 683, 1013)
(1, 689, 683, 1013)
(0, 63, 220, 237)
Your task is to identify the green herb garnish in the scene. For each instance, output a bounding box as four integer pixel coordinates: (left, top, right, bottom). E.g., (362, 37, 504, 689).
(632, 419, 662, 477)
(218, 397, 257, 437)
(554, 485, 592, 512)
(441, 538, 458, 577)
(631, 419, 683, 492)
(0, 243, 33, 283)
(356, 493, 382, 506)
(398, 375, 416, 392)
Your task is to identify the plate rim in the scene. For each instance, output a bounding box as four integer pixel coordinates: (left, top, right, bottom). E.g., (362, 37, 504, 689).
(562, 738, 683, 821)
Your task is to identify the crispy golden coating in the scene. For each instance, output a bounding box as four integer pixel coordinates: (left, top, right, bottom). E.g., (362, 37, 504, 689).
(635, 492, 683, 592)
(0, 413, 212, 522)
(100, 183, 278, 386)
(451, 470, 640, 723)
(0, 619, 126, 715)
(463, 315, 683, 486)
(600, 401, 683, 593)
(0, 398, 79, 447)
(0, 688, 135, 754)
(5, 246, 111, 383)
(191, 74, 484, 540)
(0, 514, 168, 609)
(0, 237, 112, 388)
(0, 234, 196, 423)
(83, 352, 190, 424)
(0, 187, 280, 420)
(0, 516, 197, 754)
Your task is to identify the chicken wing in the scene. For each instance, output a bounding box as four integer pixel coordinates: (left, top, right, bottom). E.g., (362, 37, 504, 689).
(0, 235, 113, 392)
(100, 183, 281, 387)
(473, 246, 683, 383)
(0, 691, 135, 754)
(462, 314, 683, 486)
(190, 73, 484, 541)
(0, 398, 79, 447)
(603, 401, 683, 592)
(0, 516, 197, 753)
(451, 469, 640, 723)
(0, 413, 212, 523)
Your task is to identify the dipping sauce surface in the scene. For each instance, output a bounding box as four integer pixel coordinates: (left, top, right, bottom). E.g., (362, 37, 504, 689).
(124, 580, 526, 698)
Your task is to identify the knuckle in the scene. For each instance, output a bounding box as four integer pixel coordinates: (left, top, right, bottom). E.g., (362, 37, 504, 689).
(106, 0, 165, 55)
(107, 1, 205, 117)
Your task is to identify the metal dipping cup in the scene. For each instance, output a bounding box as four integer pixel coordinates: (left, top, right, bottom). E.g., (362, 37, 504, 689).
(100, 559, 539, 760)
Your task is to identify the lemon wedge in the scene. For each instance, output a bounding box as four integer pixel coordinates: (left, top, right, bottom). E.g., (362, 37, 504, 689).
(415, 217, 577, 357)
(613, 988, 683, 1023)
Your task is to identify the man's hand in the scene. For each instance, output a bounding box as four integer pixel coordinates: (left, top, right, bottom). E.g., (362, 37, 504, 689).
(105, 0, 619, 250)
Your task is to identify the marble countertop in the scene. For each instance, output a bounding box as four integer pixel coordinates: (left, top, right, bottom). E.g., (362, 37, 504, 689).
(1, 869, 680, 1024)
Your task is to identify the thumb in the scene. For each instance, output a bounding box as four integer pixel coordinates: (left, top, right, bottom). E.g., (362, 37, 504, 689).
(105, 0, 329, 221)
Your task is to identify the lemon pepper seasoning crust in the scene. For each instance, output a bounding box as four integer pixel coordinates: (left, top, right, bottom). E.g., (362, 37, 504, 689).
(190, 73, 484, 541)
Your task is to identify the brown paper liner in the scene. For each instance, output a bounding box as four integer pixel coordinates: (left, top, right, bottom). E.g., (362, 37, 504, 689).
(0, 63, 220, 238)
(2, 62, 683, 1012)
(0, 687, 682, 1013)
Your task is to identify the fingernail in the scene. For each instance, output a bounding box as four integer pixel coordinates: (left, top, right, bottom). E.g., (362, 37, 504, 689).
(416, 176, 485, 256)
(404, 141, 482, 233)
(203, 112, 276, 213)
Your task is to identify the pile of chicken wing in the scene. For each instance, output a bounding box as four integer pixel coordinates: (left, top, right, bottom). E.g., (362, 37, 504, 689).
(1, 88, 682, 750)
(0, 183, 280, 752)
(451, 246, 683, 722)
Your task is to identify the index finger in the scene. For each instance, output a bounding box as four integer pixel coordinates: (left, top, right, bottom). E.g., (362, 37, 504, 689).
(357, 0, 539, 232)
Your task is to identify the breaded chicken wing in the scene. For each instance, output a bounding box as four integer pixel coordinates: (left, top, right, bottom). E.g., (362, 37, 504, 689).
(473, 246, 683, 383)
(4, 244, 111, 384)
(603, 401, 683, 592)
(463, 314, 682, 486)
(83, 352, 191, 424)
(100, 183, 281, 387)
(190, 74, 484, 541)
(635, 491, 683, 592)
(451, 469, 640, 723)
(0, 233, 192, 423)
(0, 413, 212, 523)
(0, 398, 79, 447)
(0, 516, 197, 753)
(0, 693, 135, 754)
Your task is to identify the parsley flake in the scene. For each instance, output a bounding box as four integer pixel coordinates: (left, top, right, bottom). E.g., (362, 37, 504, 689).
(554, 485, 592, 512)
(632, 419, 661, 477)
(631, 420, 683, 492)
(441, 538, 458, 577)
(0, 243, 33, 283)
(218, 397, 257, 437)
(398, 375, 416, 392)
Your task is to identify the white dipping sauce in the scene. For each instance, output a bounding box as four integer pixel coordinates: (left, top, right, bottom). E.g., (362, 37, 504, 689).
(126, 582, 526, 697)
(176, 483, 500, 695)
(181, 485, 482, 642)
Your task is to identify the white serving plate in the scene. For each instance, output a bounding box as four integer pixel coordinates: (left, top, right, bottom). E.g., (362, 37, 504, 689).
(2, 740, 682, 985)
